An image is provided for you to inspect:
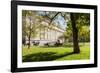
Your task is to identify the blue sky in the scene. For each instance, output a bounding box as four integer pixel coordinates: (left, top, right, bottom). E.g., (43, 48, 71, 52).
(54, 15, 67, 30)
(37, 11, 67, 30)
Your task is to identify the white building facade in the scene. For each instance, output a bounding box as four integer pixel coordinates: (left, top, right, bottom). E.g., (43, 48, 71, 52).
(23, 15, 65, 46)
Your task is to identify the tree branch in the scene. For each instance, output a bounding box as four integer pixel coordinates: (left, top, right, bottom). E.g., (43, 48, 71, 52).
(49, 12, 61, 25)
(43, 12, 61, 25)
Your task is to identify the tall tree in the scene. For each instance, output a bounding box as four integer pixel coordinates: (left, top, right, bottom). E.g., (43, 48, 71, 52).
(22, 10, 40, 49)
(41, 12, 81, 53)
(70, 13, 80, 53)
(70, 13, 90, 53)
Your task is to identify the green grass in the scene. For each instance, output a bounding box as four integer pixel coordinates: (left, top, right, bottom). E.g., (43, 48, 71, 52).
(22, 43, 90, 62)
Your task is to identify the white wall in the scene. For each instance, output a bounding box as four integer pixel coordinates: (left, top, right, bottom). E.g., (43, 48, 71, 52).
(0, 0, 99, 73)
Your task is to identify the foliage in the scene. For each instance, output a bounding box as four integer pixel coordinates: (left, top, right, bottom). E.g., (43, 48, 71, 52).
(22, 10, 46, 48)
(63, 13, 90, 42)
(75, 13, 90, 29)
(22, 10, 46, 40)
(79, 25, 90, 42)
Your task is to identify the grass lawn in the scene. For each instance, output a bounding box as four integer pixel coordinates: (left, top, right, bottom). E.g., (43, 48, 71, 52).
(22, 43, 90, 62)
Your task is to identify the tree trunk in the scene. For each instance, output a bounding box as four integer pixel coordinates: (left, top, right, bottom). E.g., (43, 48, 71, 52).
(70, 13, 80, 53)
(28, 18, 32, 49)
(40, 25, 42, 40)
(28, 33, 31, 49)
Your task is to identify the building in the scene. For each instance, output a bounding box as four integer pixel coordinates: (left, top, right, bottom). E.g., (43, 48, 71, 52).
(23, 16, 65, 46)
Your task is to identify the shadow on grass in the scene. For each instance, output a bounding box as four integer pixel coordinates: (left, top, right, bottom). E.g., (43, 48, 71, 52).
(23, 52, 74, 62)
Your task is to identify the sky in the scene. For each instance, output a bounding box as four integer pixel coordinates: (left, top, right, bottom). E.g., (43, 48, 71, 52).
(55, 15, 67, 30)
(37, 11, 67, 30)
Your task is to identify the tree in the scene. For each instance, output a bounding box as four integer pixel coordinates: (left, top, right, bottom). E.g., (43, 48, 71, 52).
(22, 10, 30, 45)
(39, 11, 90, 53)
(70, 13, 90, 53)
(70, 13, 80, 53)
(22, 10, 41, 49)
